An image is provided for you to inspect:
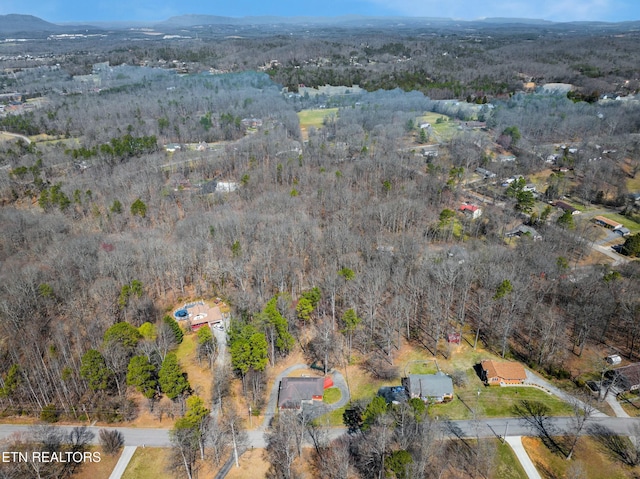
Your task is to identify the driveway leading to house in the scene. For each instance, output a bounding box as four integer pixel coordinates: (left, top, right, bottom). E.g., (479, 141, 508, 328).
(524, 369, 607, 417)
(605, 390, 630, 418)
(108, 446, 137, 479)
(505, 436, 542, 479)
(261, 365, 351, 429)
(261, 364, 308, 429)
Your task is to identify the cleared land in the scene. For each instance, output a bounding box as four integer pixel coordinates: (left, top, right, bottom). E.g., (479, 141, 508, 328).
(416, 112, 457, 141)
(121, 447, 171, 479)
(297, 107, 339, 140)
(72, 447, 120, 479)
(522, 436, 640, 479)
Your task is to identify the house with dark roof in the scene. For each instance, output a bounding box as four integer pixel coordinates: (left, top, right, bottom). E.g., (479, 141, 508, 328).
(402, 372, 454, 403)
(612, 363, 640, 392)
(554, 201, 580, 215)
(475, 167, 496, 179)
(505, 224, 542, 241)
(480, 360, 527, 386)
(277, 377, 325, 409)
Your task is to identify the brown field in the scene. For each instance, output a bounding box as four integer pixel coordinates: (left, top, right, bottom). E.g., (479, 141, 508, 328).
(71, 447, 119, 479)
(120, 447, 172, 479)
(226, 448, 271, 479)
(522, 436, 640, 479)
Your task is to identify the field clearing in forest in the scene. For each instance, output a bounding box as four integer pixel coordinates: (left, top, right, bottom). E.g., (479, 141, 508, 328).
(297, 107, 339, 140)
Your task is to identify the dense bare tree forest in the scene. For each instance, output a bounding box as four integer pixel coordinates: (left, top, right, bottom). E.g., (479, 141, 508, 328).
(1, 18, 640, 478)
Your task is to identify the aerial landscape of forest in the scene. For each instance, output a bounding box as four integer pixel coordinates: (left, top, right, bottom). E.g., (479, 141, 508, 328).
(0, 6, 640, 479)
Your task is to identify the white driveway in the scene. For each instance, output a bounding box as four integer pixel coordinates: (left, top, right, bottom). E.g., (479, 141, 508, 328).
(505, 436, 542, 479)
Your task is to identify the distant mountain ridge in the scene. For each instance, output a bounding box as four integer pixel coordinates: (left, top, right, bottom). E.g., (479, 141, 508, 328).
(0, 14, 96, 34)
(0, 14, 65, 33)
(0, 13, 638, 34)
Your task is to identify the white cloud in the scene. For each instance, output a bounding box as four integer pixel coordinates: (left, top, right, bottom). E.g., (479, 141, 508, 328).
(365, 0, 614, 21)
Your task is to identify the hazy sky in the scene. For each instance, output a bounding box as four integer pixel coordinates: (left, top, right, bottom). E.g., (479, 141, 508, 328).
(1, 0, 638, 23)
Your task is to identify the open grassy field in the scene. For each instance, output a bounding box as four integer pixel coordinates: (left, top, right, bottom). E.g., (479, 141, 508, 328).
(72, 447, 120, 479)
(297, 108, 339, 140)
(494, 439, 529, 479)
(431, 384, 573, 420)
(226, 448, 271, 479)
(416, 112, 457, 141)
(121, 448, 172, 479)
(522, 436, 640, 479)
(174, 332, 213, 405)
(627, 175, 640, 192)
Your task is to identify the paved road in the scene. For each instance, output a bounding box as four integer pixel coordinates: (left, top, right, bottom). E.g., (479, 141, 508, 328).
(109, 446, 137, 479)
(505, 436, 541, 479)
(592, 243, 629, 266)
(0, 425, 170, 447)
(2, 416, 640, 448)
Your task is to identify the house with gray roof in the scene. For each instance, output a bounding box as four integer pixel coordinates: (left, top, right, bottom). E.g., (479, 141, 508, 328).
(402, 372, 454, 403)
(277, 377, 325, 409)
(505, 224, 542, 241)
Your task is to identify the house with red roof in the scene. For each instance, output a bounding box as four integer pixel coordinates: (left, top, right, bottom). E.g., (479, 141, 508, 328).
(459, 203, 482, 219)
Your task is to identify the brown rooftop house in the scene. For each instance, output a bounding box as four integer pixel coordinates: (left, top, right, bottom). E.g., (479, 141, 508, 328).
(277, 377, 325, 409)
(480, 360, 527, 386)
(593, 215, 623, 231)
(612, 363, 640, 392)
(188, 304, 223, 331)
(554, 201, 580, 215)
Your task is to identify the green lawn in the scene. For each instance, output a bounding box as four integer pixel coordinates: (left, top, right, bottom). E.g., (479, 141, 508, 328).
(297, 108, 339, 129)
(121, 448, 171, 479)
(494, 439, 529, 479)
(626, 175, 640, 193)
(407, 361, 439, 375)
(430, 386, 573, 420)
(174, 332, 196, 363)
(323, 387, 341, 405)
(416, 112, 457, 141)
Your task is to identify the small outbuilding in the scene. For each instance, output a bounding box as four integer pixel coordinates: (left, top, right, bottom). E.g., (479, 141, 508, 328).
(612, 363, 640, 392)
(606, 354, 622, 366)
